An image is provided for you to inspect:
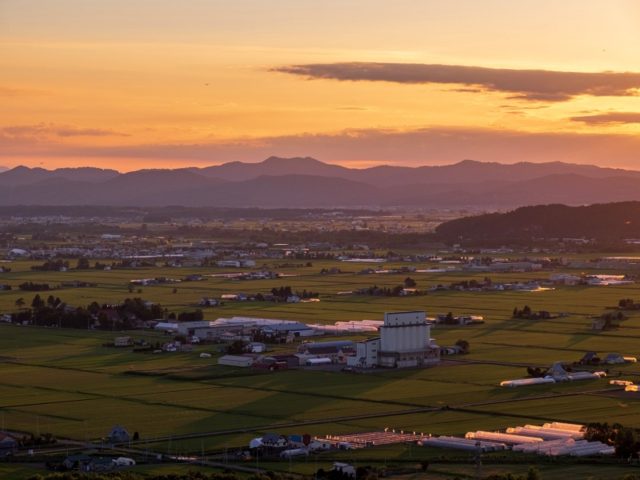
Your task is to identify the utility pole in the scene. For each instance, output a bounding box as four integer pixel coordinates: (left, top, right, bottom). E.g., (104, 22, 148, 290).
(474, 441, 482, 480)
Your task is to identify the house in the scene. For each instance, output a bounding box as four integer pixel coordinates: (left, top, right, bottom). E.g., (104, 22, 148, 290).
(440, 345, 465, 355)
(578, 351, 600, 365)
(63, 454, 93, 471)
(260, 432, 288, 448)
(592, 318, 607, 331)
(333, 462, 356, 478)
(248, 342, 267, 353)
(114, 336, 132, 347)
(0, 433, 18, 456)
(253, 356, 288, 371)
(108, 425, 130, 443)
(92, 457, 117, 472)
(185, 274, 204, 281)
(217, 260, 241, 268)
(199, 297, 219, 307)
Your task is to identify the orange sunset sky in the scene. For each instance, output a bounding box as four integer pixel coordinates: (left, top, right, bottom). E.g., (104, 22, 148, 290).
(2, 0, 640, 171)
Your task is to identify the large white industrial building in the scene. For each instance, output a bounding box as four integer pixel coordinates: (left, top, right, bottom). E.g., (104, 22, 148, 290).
(347, 311, 440, 368)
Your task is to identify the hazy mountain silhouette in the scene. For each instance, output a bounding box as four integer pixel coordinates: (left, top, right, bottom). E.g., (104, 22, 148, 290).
(0, 166, 119, 186)
(4, 157, 640, 207)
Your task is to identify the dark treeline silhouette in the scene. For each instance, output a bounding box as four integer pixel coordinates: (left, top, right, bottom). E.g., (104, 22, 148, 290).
(436, 202, 640, 245)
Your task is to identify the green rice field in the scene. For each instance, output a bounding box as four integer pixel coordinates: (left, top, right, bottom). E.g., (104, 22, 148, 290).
(2, 258, 640, 478)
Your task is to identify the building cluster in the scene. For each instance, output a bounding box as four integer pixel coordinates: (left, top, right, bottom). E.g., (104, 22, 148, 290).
(170, 312, 442, 370)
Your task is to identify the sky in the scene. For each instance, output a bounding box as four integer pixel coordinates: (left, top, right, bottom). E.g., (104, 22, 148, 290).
(2, 0, 640, 171)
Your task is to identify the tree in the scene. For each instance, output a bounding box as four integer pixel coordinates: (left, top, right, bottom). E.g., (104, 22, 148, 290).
(15, 297, 25, 309)
(227, 340, 245, 354)
(76, 257, 90, 269)
(455, 339, 470, 354)
(31, 294, 45, 309)
(526, 466, 540, 480)
(404, 277, 417, 288)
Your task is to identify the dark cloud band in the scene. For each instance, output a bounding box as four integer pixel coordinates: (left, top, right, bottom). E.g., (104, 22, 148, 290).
(571, 112, 640, 124)
(274, 62, 640, 102)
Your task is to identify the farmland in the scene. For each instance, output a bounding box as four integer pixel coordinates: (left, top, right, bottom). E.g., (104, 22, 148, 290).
(2, 256, 640, 478)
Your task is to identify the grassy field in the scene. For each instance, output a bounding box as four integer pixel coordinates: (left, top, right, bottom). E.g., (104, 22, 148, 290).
(2, 258, 640, 478)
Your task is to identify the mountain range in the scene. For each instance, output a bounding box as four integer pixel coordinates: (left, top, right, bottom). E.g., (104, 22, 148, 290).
(3, 157, 640, 207)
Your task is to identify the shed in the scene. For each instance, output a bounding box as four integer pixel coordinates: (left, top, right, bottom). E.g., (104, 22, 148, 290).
(218, 355, 254, 367)
(305, 357, 332, 366)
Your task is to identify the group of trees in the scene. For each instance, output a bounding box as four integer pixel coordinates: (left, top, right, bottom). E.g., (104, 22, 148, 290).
(484, 468, 541, 480)
(31, 259, 70, 271)
(356, 284, 423, 297)
(598, 311, 626, 330)
(18, 281, 51, 291)
(168, 310, 204, 322)
(512, 305, 552, 320)
(585, 422, 640, 458)
(269, 286, 318, 301)
(15, 432, 56, 447)
(527, 366, 550, 378)
(618, 298, 640, 310)
(316, 466, 378, 480)
(12, 296, 165, 330)
(449, 277, 492, 290)
(12, 294, 93, 329)
(454, 339, 470, 354)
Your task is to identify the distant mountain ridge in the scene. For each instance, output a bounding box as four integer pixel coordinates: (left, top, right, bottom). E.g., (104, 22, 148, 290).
(3, 157, 640, 207)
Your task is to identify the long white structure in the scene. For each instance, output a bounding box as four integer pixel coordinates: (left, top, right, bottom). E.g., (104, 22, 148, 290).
(420, 436, 506, 452)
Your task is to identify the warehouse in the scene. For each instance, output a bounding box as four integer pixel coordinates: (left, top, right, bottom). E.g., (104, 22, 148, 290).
(298, 340, 355, 363)
(218, 355, 255, 367)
